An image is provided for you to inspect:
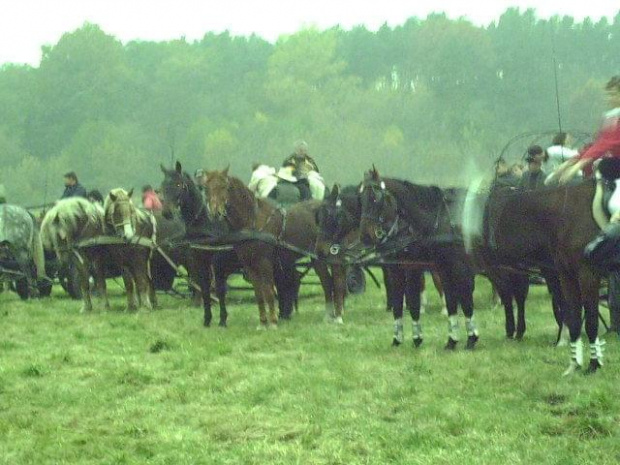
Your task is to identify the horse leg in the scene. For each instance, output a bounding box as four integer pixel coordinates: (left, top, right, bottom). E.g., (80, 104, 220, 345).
(580, 269, 603, 374)
(383, 267, 394, 313)
(76, 259, 93, 313)
(457, 265, 478, 350)
(213, 255, 229, 327)
(544, 272, 568, 345)
(492, 275, 515, 339)
(313, 259, 336, 323)
(196, 251, 213, 327)
(514, 274, 530, 341)
(406, 269, 423, 347)
(121, 267, 137, 311)
(274, 256, 296, 321)
(431, 270, 448, 315)
(331, 263, 347, 322)
(557, 269, 584, 376)
(390, 267, 406, 347)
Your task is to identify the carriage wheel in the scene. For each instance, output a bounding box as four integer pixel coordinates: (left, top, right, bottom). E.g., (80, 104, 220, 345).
(59, 259, 82, 299)
(14, 278, 30, 300)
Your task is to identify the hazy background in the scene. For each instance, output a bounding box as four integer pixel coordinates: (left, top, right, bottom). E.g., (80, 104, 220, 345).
(1, 7, 619, 205)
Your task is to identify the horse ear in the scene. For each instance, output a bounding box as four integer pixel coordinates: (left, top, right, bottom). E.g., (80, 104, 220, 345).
(329, 184, 340, 200)
(371, 164, 380, 178)
(175, 161, 182, 174)
(223, 165, 230, 177)
(127, 188, 134, 198)
(160, 164, 167, 174)
(109, 192, 117, 202)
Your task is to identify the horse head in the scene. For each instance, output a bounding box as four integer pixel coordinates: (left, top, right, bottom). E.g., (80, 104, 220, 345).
(104, 188, 136, 239)
(359, 166, 398, 246)
(160, 161, 198, 221)
(315, 184, 360, 257)
(204, 166, 230, 219)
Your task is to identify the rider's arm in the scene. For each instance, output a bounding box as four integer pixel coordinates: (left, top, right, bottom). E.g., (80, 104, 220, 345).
(592, 180, 609, 229)
(559, 158, 589, 184)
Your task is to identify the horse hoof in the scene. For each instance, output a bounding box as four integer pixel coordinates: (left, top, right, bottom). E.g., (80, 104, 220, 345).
(585, 359, 602, 375)
(218, 321, 227, 328)
(413, 337, 423, 348)
(515, 333, 524, 342)
(466, 335, 479, 350)
(203, 320, 211, 328)
(269, 324, 278, 331)
(506, 334, 514, 340)
(562, 361, 582, 377)
(392, 338, 402, 347)
(256, 324, 268, 331)
(444, 338, 458, 351)
(334, 316, 344, 325)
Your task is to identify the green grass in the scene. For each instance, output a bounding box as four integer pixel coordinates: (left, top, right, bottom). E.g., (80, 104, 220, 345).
(1, 275, 619, 464)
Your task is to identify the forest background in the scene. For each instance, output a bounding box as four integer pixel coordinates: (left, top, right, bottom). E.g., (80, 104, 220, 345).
(1, 8, 620, 205)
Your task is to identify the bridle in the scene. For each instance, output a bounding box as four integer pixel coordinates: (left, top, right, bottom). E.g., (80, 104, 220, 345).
(360, 180, 400, 242)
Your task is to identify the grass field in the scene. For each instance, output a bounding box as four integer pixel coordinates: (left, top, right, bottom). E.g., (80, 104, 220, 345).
(1, 275, 619, 465)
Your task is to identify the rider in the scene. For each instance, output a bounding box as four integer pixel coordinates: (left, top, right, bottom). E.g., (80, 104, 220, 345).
(60, 172, 88, 200)
(492, 157, 520, 188)
(282, 140, 325, 200)
(518, 146, 547, 190)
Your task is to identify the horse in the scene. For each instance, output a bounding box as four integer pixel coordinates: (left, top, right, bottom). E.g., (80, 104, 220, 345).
(160, 162, 240, 327)
(465, 180, 603, 373)
(40, 197, 109, 312)
(469, 184, 569, 343)
(103, 188, 157, 311)
(0, 204, 48, 299)
(314, 184, 448, 325)
(358, 167, 478, 350)
(204, 167, 335, 327)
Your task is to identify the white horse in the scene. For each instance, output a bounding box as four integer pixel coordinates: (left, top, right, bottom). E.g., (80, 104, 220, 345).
(41, 197, 108, 312)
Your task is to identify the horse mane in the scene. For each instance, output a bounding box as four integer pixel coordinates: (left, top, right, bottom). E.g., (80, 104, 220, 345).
(227, 176, 260, 227)
(41, 197, 104, 251)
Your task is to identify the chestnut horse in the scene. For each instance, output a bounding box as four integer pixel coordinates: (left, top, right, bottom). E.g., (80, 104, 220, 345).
(203, 168, 335, 328)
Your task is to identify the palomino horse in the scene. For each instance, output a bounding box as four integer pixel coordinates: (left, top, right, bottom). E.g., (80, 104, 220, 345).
(40, 197, 108, 312)
(160, 162, 241, 327)
(466, 180, 602, 373)
(358, 167, 478, 350)
(204, 167, 335, 327)
(103, 188, 157, 311)
(0, 204, 48, 299)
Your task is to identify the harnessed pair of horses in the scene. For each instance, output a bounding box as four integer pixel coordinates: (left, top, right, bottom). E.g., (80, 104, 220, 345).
(316, 166, 603, 374)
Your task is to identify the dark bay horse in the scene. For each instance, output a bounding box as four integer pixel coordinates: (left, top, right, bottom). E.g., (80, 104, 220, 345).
(160, 162, 239, 327)
(465, 180, 603, 373)
(358, 167, 478, 350)
(315, 184, 447, 329)
(204, 168, 335, 328)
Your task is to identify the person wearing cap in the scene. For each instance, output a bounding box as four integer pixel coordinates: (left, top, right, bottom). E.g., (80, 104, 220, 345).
(518, 146, 547, 190)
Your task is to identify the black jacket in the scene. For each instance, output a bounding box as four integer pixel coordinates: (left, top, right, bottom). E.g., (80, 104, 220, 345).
(60, 183, 88, 200)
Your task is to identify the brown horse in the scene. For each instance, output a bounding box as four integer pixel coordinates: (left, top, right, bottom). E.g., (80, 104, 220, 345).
(204, 168, 335, 328)
(468, 180, 603, 373)
(103, 188, 157, 311)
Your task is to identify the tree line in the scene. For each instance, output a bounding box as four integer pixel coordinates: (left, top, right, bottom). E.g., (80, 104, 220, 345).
(1, 7, 619, 205)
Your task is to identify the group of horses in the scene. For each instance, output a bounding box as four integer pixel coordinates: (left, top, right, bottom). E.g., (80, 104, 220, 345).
(0, 161, 606, 375)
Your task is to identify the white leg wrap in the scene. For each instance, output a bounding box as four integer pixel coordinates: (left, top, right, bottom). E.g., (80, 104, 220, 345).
(590, 338, 605, 365)
(563, 338, 583, 376)
(412, 320, 422, 340)
(448, 315, 459, 341)
(394, 318, 404, 344)
(465, 317, 479, 337)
